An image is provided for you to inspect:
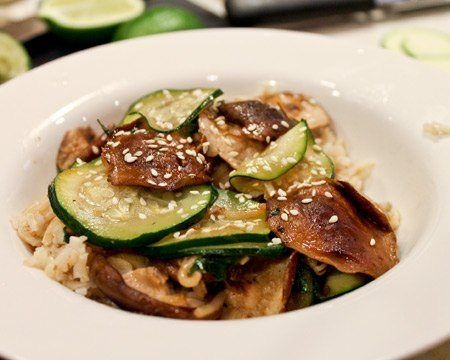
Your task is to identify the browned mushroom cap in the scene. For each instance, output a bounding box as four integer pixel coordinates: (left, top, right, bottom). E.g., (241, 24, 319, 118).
(56, 126, 106, 171)
(221, 253, 297, 319)
(218, 100, 296, 143)
(260, 92, 330, 130)
(101, 127, 213, 191)
(90, 254, 195, 319)
(198, 108, 264, 169)
(266, 180, 398, 278)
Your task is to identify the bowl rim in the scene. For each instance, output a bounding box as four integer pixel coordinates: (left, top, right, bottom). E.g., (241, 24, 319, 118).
(0, 28, 449, 360)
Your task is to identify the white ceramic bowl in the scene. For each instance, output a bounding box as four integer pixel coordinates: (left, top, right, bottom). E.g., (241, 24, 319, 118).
(0, 29, 449, 360)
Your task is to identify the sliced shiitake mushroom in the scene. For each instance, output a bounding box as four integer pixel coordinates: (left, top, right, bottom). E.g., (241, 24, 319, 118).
(221, 253, 297, 319)
(218, 100, 296, 142)
(267, 179, 398, 278)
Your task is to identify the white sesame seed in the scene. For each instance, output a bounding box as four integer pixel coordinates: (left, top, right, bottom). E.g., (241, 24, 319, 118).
(324, 191, 333, 198)
(301, 198, 313, 204)
(228, 151, 239, 157)
(124, 153, 138, 163)
(166, 135, 173, 141)
(312, 189, 317, 197)
(176, 152, 185, 160)
(277, 196, 287, 201)
(134, 151, 143, 157)
(272, 124, 279, 130)
(164, 173, 172, 179)
(94, 176, 103, 181)
(138, 213, 147, 220)
(147, 179, 156, 185)
(276, 189, 286, 197)
(281, 120, 290, 128)
(285, 156, 296, 164)
(139, 197, 147, 206)
(312, 180, 326, 186)
(107, 141, 120, 148)
(290, 209, 299, 216)
(76, 158, 85, 165)
(122, 148, 130, 155)
(134, 129, 147, 134)
(187, 137, 193, 143)
(370, 238, 376, 246)
(159, 147, 169, 152)
(271, 237, 282, 245)
(92, 145, 99, 154)
(266, 136, 271, 143)
(145, 155, 154, 162)
(158, 182, 167, 187)
(150, 169, 159, 177)
(328, 215, 339, 224)
(281, 213, 289, 221)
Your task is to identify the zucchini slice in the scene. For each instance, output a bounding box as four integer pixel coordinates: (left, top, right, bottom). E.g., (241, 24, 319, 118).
(230, 121, 334, 194)
(229, 120, 308, 189)
(143, 189, 271, 256)
(298, 126, 335, 180)
(48, 160, 217, 248)
(291, 265, 317, 309)
(318, 271, 368, 301)
(145, 242, 286, 259)
(122, 88, 223, 133)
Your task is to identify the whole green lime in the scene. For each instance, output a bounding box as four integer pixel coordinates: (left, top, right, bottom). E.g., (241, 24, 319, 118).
(113, 6, 203, 41)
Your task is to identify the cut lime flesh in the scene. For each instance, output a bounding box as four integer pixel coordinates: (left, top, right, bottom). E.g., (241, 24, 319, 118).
(39, 0, 145, 29)
(0, 32, 30, 84)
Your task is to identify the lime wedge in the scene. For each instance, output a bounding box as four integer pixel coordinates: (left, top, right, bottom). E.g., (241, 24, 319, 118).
(38, 0, 145, 42)
(113, 6, 203, 41)
(0, 32, 30, 84)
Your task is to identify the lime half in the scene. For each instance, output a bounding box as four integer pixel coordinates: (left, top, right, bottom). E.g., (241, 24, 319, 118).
(0, 32, 30, 84)
(113, 6, 203, 41)
(39, 0, 145, 42)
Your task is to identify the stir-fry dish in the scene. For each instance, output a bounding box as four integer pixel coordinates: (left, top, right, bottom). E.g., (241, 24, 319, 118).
(13, 88, 400, 319)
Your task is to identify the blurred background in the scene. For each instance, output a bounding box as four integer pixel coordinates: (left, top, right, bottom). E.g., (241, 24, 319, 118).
(1, 0, 450, 77)
(0, 0, 449, 357)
